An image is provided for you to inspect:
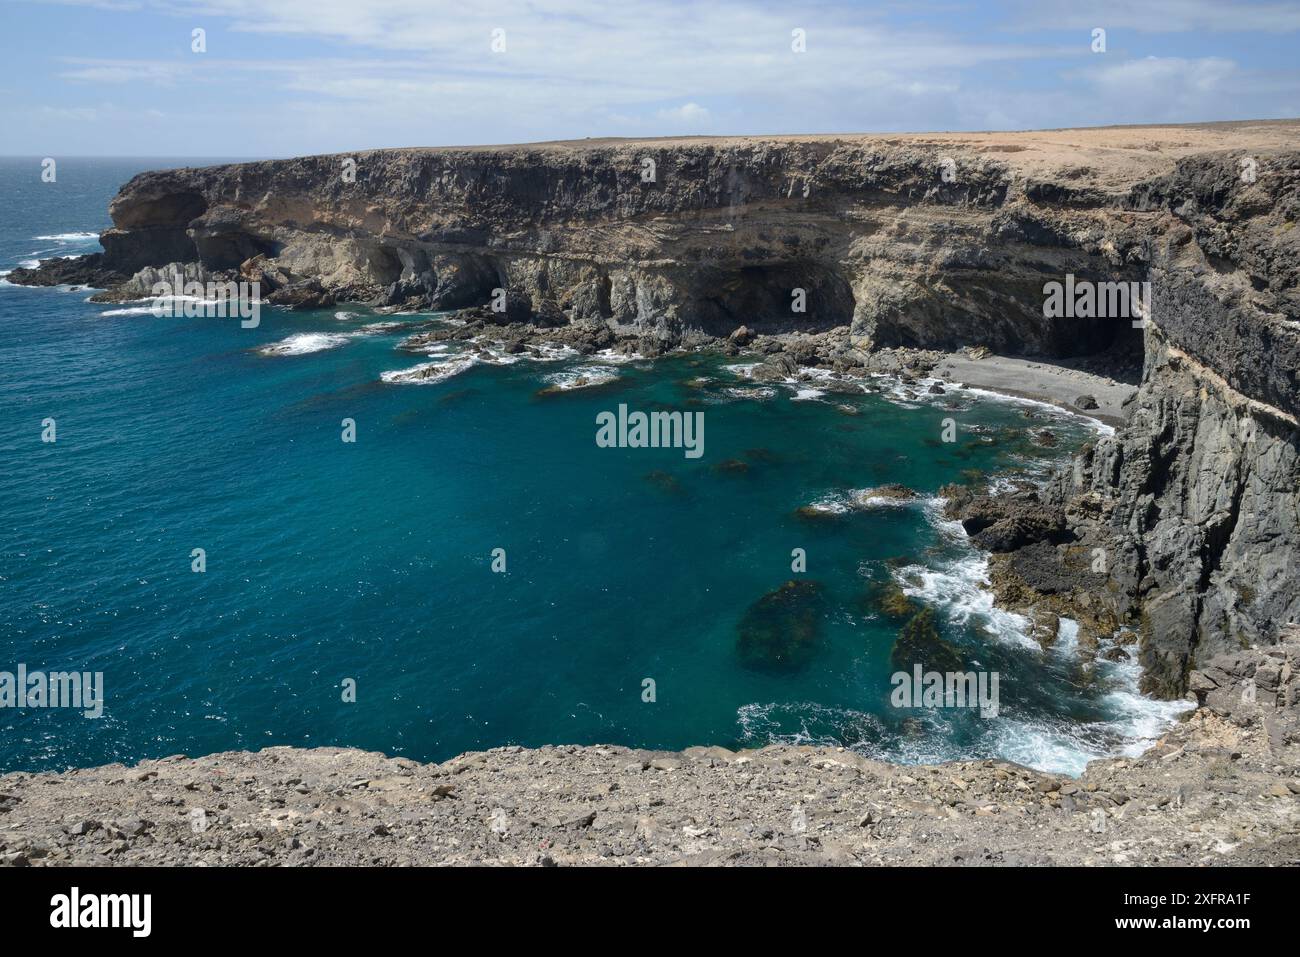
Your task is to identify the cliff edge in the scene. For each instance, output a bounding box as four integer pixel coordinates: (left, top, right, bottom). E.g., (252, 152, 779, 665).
(0, 639, 1296, 866)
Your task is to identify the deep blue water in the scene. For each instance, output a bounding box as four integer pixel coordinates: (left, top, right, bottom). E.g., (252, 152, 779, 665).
(0, 158, 1187, 775)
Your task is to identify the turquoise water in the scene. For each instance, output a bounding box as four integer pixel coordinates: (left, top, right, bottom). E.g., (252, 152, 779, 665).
(0, 159, 1185, 775)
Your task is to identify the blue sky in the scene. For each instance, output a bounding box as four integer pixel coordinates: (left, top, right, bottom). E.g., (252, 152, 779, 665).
(2, 0, 1299, 156)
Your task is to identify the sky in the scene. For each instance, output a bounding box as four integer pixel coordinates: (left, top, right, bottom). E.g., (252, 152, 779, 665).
(1, 0, 1299, 157)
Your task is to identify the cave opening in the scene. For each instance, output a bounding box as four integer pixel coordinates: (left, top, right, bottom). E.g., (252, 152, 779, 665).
(696, 263, 855, 336)
(366, 245, 406, 286)
(195, 232, 282, 271)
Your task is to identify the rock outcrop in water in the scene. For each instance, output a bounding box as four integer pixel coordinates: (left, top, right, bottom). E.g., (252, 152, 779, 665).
(736, 580, 827, 672)
(890, 607, 966, 674)
(8, 121, 1300, 698)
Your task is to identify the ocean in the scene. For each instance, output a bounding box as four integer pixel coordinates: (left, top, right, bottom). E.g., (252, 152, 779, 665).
(0, 157, 1188, 776)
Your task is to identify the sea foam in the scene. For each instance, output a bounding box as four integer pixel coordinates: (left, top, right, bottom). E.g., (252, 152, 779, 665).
(258, 332, 352, 356)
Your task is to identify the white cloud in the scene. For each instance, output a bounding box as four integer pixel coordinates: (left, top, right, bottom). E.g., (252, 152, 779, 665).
(1008, 0, 1300, 33)
(15, 1, 1300, 153)
(59, 60, 186, 85)
(1089, 55, 1237, 94)
(655, 102, 711, 125)
(1076, 56, 1247, 122)
(32, 0, 1062, 146)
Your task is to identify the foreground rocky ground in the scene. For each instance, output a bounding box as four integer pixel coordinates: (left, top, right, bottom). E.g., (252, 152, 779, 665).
(1, 637, 1295, 867)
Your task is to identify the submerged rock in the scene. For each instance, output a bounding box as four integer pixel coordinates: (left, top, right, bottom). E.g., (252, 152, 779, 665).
(642, 470, 683, 495)
(793, 504, 843, 523)
(736, 580, 827, 672)
(865, 580, 921, 620)
(890, 608, 965, 674)
(711, 459, 751, 476)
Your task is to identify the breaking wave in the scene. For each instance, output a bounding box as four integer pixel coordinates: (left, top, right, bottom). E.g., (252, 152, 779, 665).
(258, 332, 352, 356)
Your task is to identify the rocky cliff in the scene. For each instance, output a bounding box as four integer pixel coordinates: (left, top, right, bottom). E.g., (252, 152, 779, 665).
(10, 121, 1300, 698)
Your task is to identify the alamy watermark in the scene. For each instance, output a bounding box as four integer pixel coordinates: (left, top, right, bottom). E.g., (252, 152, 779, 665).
(1043, 274, 1149, 328)
(0, 664, 104, 718)
(150, 270, 261, 328)
(50, 887, 150, 937)
(596, 404, 704, 459)
(890, 665, 999, 718)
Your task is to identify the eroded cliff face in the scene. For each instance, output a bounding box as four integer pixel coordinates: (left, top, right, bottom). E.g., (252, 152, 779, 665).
(11, 123, 1300, 696)
(88, 137, 1157, 355)
(1036, 153, 1300, 694)
(1051, 334, 1299, 694)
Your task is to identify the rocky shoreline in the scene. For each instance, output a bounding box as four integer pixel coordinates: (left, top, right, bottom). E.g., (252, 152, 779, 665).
(9, 121, 1296, 701)
(0, 634, 1295, 866)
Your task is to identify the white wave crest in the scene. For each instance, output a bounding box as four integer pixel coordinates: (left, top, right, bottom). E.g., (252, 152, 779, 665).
(792, 387, 826, 401)
(720, 386, 777, 401)
(895, 554, 1039, 650)
(97, 306, 158, 316)
(381, 354, 479, 385)
(258, 332, 351, 356)
(540, 366, 619, 391)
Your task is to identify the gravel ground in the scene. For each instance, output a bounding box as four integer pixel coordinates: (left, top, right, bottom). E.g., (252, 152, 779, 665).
(0, 643, 1296, 867)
